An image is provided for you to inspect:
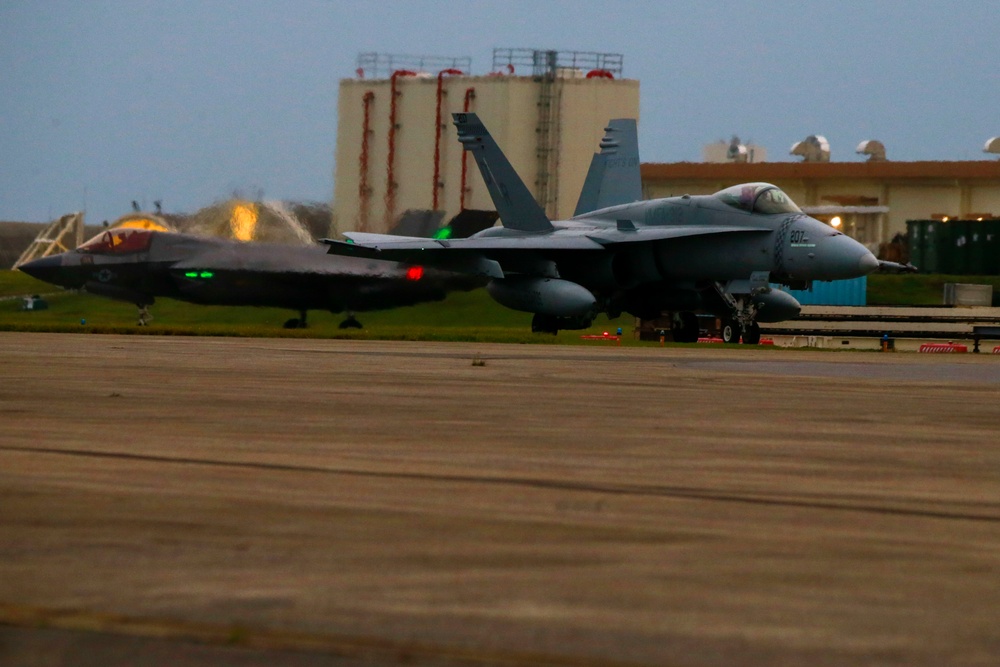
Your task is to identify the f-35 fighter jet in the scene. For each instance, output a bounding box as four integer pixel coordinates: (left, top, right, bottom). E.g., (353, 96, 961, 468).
(19, 228, 479, 328)
(323, 113, 892, 343)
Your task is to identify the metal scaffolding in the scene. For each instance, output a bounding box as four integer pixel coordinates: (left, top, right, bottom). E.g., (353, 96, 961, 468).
(13, 212, 84, 268)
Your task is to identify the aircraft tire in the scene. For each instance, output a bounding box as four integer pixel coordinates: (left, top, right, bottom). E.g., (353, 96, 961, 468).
(742, 322, 762, 345)
(531, 314, 559, 335)
(671, 311, 700, 343)
(283, 318, 301, 329)
(720, 318, 740, 344)
(338, 317, 363, 329)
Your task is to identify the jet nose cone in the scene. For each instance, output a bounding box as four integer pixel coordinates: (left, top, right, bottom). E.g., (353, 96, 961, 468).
(858, 252, 879, 275)
(18, 255, 64, 284)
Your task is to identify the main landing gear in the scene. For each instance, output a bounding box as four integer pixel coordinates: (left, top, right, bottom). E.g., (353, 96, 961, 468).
(531, 313, 593, 335)
(338, 313, 363, 329)
(670, 311, 700, 343)
(713, 282, 763, 345)
(136, 304, 152, 326)
(284, 310, 309, 329)
(283, 310, 364, 330)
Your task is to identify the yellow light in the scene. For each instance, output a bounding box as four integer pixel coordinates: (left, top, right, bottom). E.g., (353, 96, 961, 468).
(230, 203, 258, 242)
(830, 216, 842, 228)
(942, 216, 950, 222)
(978, 217, 984, 221)
(116, 218, 170, 232)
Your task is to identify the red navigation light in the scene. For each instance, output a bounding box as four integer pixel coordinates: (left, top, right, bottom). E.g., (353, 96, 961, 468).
(405, 266, 424, 281)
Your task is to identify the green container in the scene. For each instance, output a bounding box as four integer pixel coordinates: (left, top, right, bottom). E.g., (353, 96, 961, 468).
(907, 220, 926, 270)
(965, 221, 987, 275)
(943, 220, 972, 275)
(983, 220, 1000, 275)
(908, 220, 941, 272)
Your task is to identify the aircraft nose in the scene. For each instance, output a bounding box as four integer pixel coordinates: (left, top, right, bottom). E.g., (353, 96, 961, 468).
(18, 255, 64, 284)
(858, 252, 879, 275)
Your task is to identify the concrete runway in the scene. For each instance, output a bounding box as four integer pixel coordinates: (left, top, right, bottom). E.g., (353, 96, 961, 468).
(2, 333, 999, 666)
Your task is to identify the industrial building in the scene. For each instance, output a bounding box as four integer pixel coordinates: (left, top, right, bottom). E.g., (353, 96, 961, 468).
(332, 49, 1000, 269)
(332, 49, 640, 234)
(641, 139, 1000, 252)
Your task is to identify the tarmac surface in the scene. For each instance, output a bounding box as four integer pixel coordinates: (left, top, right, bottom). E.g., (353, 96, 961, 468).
(2, 332, 999, 666)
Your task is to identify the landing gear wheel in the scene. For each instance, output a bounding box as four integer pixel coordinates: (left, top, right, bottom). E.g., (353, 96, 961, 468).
(720, 317, 740, 344)
(742, 322, 761, 345)
(671, 311, 700, 343)
(338, 316, 363, 329)
(531, 314, 559, 335)
(285, 310, 310, 329)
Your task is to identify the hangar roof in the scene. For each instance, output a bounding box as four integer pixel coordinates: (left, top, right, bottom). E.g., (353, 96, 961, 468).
(641, 160, 1000, 182)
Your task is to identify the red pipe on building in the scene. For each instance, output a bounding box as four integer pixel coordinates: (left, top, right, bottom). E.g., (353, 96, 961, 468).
(358, 91, 375, 232)
(459, 87, 476, 211)
(432, 68, 464, 211)
(384, 69, 417, 228)
(585, 69, 614, 79)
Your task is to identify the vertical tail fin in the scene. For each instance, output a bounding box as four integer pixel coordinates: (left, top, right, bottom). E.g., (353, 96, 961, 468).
(452, 113, 554, 233)
(573, 119, 642, 216)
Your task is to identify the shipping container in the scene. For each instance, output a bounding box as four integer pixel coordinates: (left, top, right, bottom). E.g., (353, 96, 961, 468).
(907, 220, 942, 273)
(777, 276, 867, 306)
(966, 221, 987, 275)
(938, 220, 968, 274)
(982, 220, 1000, 275)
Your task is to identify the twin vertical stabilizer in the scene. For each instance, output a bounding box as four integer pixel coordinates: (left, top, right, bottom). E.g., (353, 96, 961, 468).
(452, 113, 554, 234)
(573, 119, 642, 216)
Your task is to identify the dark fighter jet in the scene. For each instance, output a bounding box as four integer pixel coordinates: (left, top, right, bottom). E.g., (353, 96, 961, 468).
(18, 228, 480, 327)
(323, 113, 904, 343)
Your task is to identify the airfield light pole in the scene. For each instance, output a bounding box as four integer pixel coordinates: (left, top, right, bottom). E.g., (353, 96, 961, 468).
(432, 68, 464, 212)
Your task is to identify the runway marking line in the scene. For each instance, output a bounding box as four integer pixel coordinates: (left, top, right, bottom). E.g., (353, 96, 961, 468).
(3, 445, 998, 524)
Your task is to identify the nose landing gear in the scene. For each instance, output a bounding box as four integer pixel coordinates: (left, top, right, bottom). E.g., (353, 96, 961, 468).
(713, 281, 764, 345)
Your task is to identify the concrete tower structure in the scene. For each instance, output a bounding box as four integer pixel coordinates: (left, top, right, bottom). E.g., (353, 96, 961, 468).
(333, 50, 640, 235)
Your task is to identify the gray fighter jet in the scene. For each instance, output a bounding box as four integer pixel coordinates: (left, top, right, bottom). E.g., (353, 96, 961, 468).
(323, 113, 897, 343)
(18, 228, 480, 328)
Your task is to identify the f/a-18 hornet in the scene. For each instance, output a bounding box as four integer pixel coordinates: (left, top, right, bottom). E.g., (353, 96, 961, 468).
(19, 228, 478, 328)
(323, 112, 900, 343)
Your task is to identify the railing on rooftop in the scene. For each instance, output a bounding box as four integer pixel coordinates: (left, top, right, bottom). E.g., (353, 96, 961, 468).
(492, 48, 624, 77)
(355, 52, 472, 79)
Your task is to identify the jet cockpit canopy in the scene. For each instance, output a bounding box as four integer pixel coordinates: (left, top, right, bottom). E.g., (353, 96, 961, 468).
(714, 183, 802, 215)
(77, 228, 155, 255)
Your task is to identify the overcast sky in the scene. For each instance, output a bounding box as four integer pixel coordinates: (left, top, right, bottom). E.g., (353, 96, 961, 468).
(2, 0, 998, 224)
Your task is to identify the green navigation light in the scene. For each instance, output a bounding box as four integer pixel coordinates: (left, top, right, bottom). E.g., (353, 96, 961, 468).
(199, 271, 214, 279)
(432, 226, 453, 240)
(184, 271, 198, 278)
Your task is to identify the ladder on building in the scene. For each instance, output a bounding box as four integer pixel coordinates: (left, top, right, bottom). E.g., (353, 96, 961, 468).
(534, 50, 562, 218)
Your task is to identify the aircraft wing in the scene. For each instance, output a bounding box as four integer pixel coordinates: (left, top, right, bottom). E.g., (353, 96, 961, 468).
(322, 225, 769, 279)
(324, 235, 606, 279)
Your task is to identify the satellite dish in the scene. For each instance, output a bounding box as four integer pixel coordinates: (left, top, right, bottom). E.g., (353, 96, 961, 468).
(984, 137, 1000, 156)
(856, 139, 887, 162)
(790, 135, 830, 162)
